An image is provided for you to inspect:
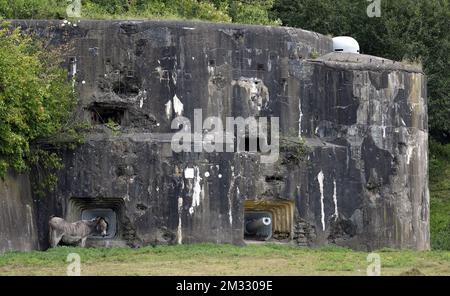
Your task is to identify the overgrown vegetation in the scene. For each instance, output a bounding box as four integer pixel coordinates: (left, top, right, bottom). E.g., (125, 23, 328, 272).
(280, 135, 309, 165)
(0, 244, 449, 275)
(0, 0, 280, 25)
(0, 23, 76, 182)
(429, 140, 450, 250)
(105, 118, 121, 136)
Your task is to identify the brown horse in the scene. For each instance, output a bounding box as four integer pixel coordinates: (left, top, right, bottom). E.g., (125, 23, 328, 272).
(49, 216, 108, 248)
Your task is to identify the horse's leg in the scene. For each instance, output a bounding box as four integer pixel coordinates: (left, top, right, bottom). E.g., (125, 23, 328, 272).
(49, 228, 55, 248)
(54, 233, 64, 248)
(50, 229, 57, 248)
(80, 237, 87, 248)
(50, 230, 63, 248)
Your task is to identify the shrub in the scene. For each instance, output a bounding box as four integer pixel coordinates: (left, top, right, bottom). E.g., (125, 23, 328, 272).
(0, 23, 75, 179)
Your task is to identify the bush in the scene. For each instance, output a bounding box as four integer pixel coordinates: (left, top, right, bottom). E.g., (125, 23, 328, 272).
(0, 1, 279, 25)
(0, 0, 67, 19)
(0, 23, 75, 178)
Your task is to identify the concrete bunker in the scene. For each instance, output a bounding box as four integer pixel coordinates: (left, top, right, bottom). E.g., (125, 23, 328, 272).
(5, 20, 428, 251)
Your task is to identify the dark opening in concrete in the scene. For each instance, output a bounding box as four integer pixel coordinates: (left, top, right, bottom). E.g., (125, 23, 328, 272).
(81, 208, 117, 239)
(244, 200, 294, 241)
(67, 198, 125, 242)
(89, 103, 125, 125)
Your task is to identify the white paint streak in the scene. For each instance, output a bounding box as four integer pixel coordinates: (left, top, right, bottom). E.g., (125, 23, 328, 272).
(406, 145, 415, 165)
(299, 97, 303, 137)
(317, 171, 325, 231)
(173, 94, 184, 116)
(192, 166, 202, 208)
(155, 65, 165, 82)
(177, 197, 183, 244)
(71, 61, 77, 76)
(165, 99, 172, 119)
(138, 90, 147, 108)
(184, 167, 194, 179)
(333, 180, 338, 220)
(208, 65, 215, 75)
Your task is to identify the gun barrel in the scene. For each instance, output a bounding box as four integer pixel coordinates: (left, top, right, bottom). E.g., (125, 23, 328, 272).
(245, 217, 271, 234)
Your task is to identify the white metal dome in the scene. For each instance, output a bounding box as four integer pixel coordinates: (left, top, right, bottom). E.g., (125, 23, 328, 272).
(332, 36, 360, 54)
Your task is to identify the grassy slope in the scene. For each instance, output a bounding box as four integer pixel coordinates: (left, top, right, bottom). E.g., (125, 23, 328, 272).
(429, 141, 450, 250)
(0, 244, 449, 276)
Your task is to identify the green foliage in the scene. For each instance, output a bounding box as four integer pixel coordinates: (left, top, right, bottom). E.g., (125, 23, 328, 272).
(429, 140, 450, 250)
(105, 118, 121, 136)
(0, 23, 75, 182)
(29, 149, 63, 197)
(88, 0, 281, 24)
(0, 1, 280, 25)
(272, 0, 450, 142)
(280, 135, 309, 165)
(223, 0, 281, 25)
(309, 48, 319, 59)
(81, 0, 232, 22)
(0, 0, 67, 19)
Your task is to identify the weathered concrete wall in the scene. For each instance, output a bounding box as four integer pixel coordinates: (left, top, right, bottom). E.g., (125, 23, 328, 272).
(11, 20, 429, 251)
(297, 53, 429, 250)
(0, 172, 39, 253)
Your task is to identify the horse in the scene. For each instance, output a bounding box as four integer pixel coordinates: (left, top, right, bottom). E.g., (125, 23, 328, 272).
(48, 216, 108, 248)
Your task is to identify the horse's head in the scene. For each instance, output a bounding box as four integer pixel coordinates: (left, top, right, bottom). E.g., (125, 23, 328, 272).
(94, 217, 108, 237)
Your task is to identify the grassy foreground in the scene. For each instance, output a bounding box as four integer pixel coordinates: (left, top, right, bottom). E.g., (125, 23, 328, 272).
(0, 244, 449, 276)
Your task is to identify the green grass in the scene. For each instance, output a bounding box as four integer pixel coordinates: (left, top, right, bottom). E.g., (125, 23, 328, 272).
(0, 244, 449, 276)
(429, 140, 450, 250)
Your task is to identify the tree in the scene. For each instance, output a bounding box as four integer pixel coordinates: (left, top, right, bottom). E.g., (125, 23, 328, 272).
(0, 23, 75, 178)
